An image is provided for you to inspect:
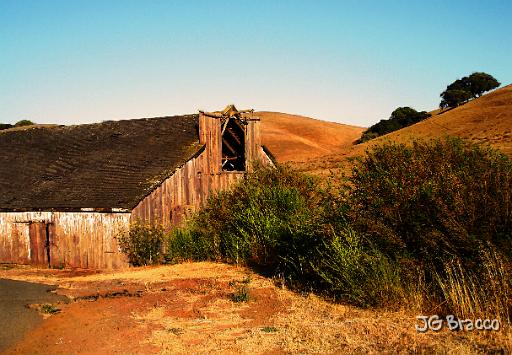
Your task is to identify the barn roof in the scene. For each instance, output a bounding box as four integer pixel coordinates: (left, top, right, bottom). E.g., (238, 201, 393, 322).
(0, 115, 201, 211)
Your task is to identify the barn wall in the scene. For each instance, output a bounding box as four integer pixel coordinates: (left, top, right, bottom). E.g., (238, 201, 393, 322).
(0, 113, 274, 269)
(131, 113, 272, 227)
(0, 212, 129, 269)
(130, 151, 245, 226)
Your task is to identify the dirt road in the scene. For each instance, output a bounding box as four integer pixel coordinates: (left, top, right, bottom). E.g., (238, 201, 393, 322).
(0, 278, 68, 352)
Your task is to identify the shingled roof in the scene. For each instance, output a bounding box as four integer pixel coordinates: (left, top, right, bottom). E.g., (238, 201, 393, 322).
(0, 115, 201, 211)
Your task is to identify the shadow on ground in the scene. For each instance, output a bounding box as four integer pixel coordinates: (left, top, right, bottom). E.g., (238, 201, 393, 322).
(0, 279, 68, 352)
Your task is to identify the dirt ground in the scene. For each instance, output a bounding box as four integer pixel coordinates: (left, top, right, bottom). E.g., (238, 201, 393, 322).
(1, 262, 510, 354)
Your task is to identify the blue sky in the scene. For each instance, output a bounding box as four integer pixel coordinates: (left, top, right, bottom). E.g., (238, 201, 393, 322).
(1, 0, 510, 127)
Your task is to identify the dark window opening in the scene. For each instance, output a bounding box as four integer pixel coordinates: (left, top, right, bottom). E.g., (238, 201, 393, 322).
(222, 118, 246, 171)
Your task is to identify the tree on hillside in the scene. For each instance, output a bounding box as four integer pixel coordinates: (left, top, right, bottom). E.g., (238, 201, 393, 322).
(14, 119, 35, 127)
(357, 107, 430, 144)
(440, 89, 472, 109)
(390, 107, 430, 126)
(0, 120, 37, 131)
(467, 72, 500, 97)
(447, 76, 471, 92)
(440, 72, 500, 109)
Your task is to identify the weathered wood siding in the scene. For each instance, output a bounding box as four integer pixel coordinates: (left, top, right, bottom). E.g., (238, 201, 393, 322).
(29, 222, 47, 266)
(199, 112, 222, 174)
(0, 218, 30, 265)
(131, 150, 245, 226)
(0, 212, 129, 269)
(245, 119, 262, 172)
(131, 113, 272, 227)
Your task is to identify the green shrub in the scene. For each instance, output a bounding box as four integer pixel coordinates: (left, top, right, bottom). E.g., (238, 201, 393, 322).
(345, 137, 512, 316)
(313, 229, 409, 308)
(230, 285, 250, 303)
(164, 228, 215, 264)
(117, 221, 165, 266)
(41, 304, 60, 314)
(190, 164, 328, 269)
(165, 164, 334, 291)
(261, 326, 278, 333)
(349, 137, 512, 263)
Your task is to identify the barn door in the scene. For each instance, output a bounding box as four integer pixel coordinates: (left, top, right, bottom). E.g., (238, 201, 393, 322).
(29, 222, 51, 267)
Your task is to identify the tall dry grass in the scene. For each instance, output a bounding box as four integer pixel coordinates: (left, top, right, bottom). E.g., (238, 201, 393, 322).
(435, 245, 511, 322)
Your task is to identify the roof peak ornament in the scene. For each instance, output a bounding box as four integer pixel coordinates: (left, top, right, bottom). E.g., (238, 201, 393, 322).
(199, 104, 255, 120)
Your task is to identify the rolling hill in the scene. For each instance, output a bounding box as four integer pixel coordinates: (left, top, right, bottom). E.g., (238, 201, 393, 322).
(257, 111, 364, 162)
(376, 83, 512, 155)
(295, 83, 512, 174)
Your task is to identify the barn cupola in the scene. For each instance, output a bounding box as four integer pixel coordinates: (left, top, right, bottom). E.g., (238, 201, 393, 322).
(199, 104, 262, 173)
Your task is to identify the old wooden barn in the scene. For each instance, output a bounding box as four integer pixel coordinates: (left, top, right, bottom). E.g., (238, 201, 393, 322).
(0, 106, 273, 269)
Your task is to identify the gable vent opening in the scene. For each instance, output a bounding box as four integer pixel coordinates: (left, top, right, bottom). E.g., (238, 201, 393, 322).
(221, 117, 246, 171)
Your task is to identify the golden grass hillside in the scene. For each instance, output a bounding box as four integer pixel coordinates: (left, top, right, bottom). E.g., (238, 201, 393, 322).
(296, 84, 512, 174)
(258, 111, 364, 162)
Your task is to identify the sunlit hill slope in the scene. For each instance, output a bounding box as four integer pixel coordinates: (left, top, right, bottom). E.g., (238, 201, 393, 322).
(258, 111, 364, 162)
(294, 83, 512, 174)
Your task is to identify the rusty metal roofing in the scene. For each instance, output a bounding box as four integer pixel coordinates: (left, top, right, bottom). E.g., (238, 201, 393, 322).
(0, 115, 201, 211)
